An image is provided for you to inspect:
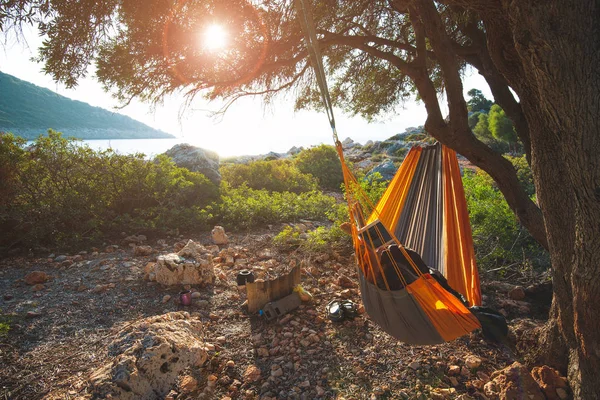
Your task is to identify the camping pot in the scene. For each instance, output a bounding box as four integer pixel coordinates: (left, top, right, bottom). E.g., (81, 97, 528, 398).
(179, 290, 192, 306)
(236, 270, 255, 286)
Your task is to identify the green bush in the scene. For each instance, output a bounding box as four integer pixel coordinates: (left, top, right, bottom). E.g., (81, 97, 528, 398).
(220, 159, 317, 193)
(0, 131, 218, 250)
(294, 144, 343, 190)
(463, 168, 548, 271)
(215, 183, 337, 230)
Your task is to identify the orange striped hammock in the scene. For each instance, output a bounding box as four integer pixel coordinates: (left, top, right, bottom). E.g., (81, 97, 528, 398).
(338, 141, 482, 345)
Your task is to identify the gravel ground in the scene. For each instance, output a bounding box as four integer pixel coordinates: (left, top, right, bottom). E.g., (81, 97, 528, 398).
(0, 229, 545, 400)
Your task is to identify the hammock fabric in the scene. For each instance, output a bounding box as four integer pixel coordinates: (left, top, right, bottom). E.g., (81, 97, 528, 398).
(295, 0, 481, 344)
(338, 141, 482, 345)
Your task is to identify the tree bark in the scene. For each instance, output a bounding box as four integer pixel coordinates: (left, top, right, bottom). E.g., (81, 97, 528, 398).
(491, 1, 600, 398)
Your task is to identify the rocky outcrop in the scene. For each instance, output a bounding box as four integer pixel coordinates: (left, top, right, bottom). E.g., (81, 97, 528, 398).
(163, 144, 221, 185)
(88, 312, 207, 400)
(147, 240, 214, 286)
(484, 362, 545, 400)
(368, 159, 398, 181)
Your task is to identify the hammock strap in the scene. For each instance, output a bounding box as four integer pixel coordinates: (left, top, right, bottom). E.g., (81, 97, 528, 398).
(295, 0, 337, 142)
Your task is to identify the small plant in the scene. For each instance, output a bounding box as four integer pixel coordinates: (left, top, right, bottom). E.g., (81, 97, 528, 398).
(0, 315, 11, 336)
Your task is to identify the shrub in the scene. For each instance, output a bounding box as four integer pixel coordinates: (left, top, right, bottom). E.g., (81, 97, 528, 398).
(220, 159, 317, 193)
(0, 131, 218, 250)
(215, 183, 337, 230)
(294, 144, 343, 190)
(462, 168, 548, 271)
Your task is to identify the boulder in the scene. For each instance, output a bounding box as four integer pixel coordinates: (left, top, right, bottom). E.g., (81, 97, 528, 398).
(211, 226, 229, 245)
(89, 312, 207, 400)
(148, 240, 214, 286)
(531, 365, 569, 400)
(368, 160, 397, 181)
(24, 271, 50, 285)
(342, 137, 357, 149)
(163, 144, 221, 185)
(484, 362, 545, 400)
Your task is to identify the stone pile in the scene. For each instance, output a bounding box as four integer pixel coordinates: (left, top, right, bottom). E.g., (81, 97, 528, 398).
(146, 240, 215, 286)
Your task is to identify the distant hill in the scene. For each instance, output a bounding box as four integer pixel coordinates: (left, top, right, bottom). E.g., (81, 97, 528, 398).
(0, 71, 174, 139)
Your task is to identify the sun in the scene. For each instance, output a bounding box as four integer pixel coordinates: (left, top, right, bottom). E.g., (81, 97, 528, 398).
(202, 24, 228, 51)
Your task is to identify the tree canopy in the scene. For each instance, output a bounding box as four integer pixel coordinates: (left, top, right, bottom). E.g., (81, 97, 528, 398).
(466, 88, 493, 113)
(2, 1, 599, 397)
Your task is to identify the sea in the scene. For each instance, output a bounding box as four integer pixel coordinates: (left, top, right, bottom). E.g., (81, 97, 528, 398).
(24, 137, 306, 159)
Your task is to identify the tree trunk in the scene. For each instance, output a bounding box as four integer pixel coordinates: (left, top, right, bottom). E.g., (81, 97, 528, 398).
(501, 1, 600, 398)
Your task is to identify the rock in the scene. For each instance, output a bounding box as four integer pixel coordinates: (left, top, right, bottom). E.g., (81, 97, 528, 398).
(165, 390, 178, 400)
(243, 365, 262, 383)
(134, 245, 154, 256)
(54, 255, 68, 262)
(486, 362, 545, 400)
(270, 365, 283, 377)
(337, 275, 357, 289)
(89, 312, 207, 400)
(508, 286, 526, 300)
(211, 226, 229, 245)
(465, 355, 482, 369)
(226, 360, 235, 368)
(26, 311, 42, 318)
(163, 144, 221, 185)
(531, 365, 568, 400)
(257, 347, 270, 357)
(368, 160, 397, 181)
(191, 291, 202, 299)
(497, 298, 531, 315)
(123, 235, 147, 245)
(179, 375, 198, 393)
(448, 365, 461, 376)
(409, 361, 421, 370)
(149, 240, 214, 286)
(24, 271, 50, 285)
(162, 295, 172, 304)
(31, 284, 45, 292)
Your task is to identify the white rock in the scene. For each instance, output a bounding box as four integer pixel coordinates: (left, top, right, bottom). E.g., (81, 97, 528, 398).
(211, 226, 229, 245)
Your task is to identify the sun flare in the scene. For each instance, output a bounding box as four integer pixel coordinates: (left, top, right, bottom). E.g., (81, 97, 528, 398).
(202, 24, 228, 51)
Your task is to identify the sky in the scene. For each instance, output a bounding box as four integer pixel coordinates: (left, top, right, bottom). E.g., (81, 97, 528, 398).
(0, 25, 491, 157)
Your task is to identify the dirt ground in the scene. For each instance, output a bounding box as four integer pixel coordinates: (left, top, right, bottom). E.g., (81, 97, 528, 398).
(0, 228, 548, 400)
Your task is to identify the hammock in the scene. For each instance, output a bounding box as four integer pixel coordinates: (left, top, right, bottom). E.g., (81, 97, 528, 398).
(295, 0, 482, 344)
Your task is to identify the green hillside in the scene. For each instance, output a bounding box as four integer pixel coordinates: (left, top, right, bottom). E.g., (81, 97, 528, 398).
(0, 71, 174, 139)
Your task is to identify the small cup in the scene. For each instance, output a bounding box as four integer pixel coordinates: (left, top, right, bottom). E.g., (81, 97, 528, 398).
(179, 290, 192, 306)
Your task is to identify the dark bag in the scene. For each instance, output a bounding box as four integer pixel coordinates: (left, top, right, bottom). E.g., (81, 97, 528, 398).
(469, 306, 509, 342)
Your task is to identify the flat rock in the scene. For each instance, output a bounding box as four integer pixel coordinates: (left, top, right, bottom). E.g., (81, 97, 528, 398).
(24, 271, 50, 285)
(88, 312, 207, 400)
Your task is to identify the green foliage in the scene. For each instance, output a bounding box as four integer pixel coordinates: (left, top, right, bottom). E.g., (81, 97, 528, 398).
(0, 131, 217, 250)
(506, 154, 535, 197)
(466, 89, 493, 113)
(473, 112, 509, 154)
(468, 112, 481, 130)
(294, 145, 343, 190)
(473, 113, 492, 140)
(215, 183, 337, 230)
(356, 171, 389, 206)
(0, 72, 173, 139)
(0, 321, 9, 336)
(220, 159, 317, 193)
(488, 104, 517, 146)
(463, 169, 548, 271)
